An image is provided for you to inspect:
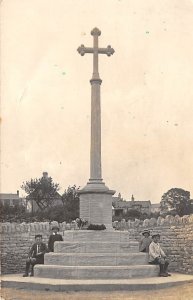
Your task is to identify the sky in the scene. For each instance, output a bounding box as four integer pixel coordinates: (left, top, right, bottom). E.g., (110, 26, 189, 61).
(1, 0, 193, 203)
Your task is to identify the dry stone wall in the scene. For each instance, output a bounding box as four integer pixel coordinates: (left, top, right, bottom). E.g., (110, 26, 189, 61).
(0, 215, 193, 274)
(113, 214, 193, 274)
(0, 221, 73, 274)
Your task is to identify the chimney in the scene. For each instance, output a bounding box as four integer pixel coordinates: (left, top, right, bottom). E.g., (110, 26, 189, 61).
(43, 172, 48, 179)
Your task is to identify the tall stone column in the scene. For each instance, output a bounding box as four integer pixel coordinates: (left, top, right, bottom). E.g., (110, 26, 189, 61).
(90, 78, 102, 182)
(77, 28, 115, 229)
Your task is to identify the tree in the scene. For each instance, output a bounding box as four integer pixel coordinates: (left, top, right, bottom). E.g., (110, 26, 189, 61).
(124, 209, 141, 220)
(160, 188, 191, 216)
(0, 203, 26, 222)
(21, 173, 60, 210)
(61, 185, 80, 222)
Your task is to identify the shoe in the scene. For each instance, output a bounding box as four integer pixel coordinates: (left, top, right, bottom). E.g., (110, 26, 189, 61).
(159, 273, 168, 277)
(23, 274, 28, 277)
(30, 273, 34, 277)
(165, 272, 171, 276)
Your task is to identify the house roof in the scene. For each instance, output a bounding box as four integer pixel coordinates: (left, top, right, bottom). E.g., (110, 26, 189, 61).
(113, 200, 151, 209)
(151, 203, 160, 208)
(132, 201, 151, 205)
(0, 193, 20, 200)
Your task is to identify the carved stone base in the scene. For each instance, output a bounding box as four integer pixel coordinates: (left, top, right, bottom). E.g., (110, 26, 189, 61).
(78, 181, 115, 229)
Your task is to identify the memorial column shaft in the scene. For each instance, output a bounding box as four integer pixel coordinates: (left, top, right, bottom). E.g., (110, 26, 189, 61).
(90, 78, 102, 181)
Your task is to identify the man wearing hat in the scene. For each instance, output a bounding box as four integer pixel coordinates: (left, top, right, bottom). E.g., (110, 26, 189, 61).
(139, 229, 152, 252)
(149, 233, 171, 277)
(48, 224, 63, 252)
(23, 234, 47, 277)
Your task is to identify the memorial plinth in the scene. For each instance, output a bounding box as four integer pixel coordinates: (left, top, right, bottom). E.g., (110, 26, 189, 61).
(34, 230, 159, 280)
(79, 183, 115, 230)
(77, 28, 115, 229)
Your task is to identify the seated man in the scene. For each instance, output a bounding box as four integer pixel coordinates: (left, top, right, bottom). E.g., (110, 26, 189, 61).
(139, 229, 152, 252)
(23, 234, 47, 277)
(149, 233, 171, 277)
(48, 225, 63, 252)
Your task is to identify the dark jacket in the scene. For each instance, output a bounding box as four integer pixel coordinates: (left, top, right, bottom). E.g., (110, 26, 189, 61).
(28, 242, 47, 264)
(139, 237, 152, 252)
(48, 233, 63, 252)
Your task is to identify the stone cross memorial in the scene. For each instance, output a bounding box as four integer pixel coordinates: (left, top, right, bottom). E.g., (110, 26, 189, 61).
(77, 28, 115, 229)
(32, 28, 161, 284)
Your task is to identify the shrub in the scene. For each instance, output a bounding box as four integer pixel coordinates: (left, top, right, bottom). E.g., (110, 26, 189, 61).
(112, 215, 123, 222)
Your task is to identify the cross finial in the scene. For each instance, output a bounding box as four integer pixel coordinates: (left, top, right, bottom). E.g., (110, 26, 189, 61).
(91, 27, 101, 36)
(77, 28, 114, 80)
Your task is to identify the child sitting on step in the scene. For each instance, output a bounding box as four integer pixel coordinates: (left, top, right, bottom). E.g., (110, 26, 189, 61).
(48, 225, 63, 252)
(149, 233, 171, 277)
(139, 229, 152, 252)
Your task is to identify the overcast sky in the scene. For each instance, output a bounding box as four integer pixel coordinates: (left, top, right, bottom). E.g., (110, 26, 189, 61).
(1, 0, 193, 203)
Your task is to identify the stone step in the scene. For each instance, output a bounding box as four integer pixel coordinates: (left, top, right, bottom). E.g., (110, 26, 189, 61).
(61, 230, 136, 242)
(34, 265, 159, 279)
(45, 252, 148, 266)
(3, 273, 193, 292)
(54, 241, 139, 253)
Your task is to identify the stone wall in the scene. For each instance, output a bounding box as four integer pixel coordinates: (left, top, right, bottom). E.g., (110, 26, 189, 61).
(0, 215, 193, 274)
(113, 214, 193, 274)
(0, 221, 75, 274)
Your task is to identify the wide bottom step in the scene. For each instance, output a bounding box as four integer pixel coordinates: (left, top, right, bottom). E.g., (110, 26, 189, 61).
(34, 264, 159, 279)
(2, 273, 193, 292)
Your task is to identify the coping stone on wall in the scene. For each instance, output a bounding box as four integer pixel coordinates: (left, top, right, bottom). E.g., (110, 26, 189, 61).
(174, 215, 181, 224)
(182, 215, 190, 224)
(134, 219, 140, 227)
(16, 224, 22, 232)
(157, 216, 164, 226)
(142, 219, 149, 227)
(149, 218, 157, 227)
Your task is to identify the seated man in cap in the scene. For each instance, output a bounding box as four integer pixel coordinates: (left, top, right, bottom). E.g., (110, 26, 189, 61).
(23, 234, 47, 277)
(48, 225, 63, 252)
(149, 233, 171, 277)
(139, 229, 152, 252)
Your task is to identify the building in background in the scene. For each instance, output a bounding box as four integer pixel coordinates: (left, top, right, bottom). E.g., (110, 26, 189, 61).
(151, 203, 160, 213)
(0, 191, 25, 207)
(112, 194, 152, 217)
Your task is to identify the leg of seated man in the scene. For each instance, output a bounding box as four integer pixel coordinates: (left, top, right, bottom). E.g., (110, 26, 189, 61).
(163, 258, 171, 276)
(23, 259, 30, 277)
(149, 257, 167, 277)
(159, 257, 168, 277)
(23, 258, 35, 277)
(30, 257, 44, 276)
(30, 260, 36, 276)
(28, 257, 37, 276)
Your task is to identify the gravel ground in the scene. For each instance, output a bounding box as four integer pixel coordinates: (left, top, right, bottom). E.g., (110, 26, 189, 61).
(1, 283, 193, 300)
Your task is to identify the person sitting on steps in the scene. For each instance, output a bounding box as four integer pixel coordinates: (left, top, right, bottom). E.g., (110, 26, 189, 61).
(139, 229, 152, 252)
(23, 234, 47, 277)
(48, 225, 63, 252)
(149, 233, 171, 277)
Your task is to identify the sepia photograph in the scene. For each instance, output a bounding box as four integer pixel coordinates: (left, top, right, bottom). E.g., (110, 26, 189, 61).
(1, 0, 193, 299)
